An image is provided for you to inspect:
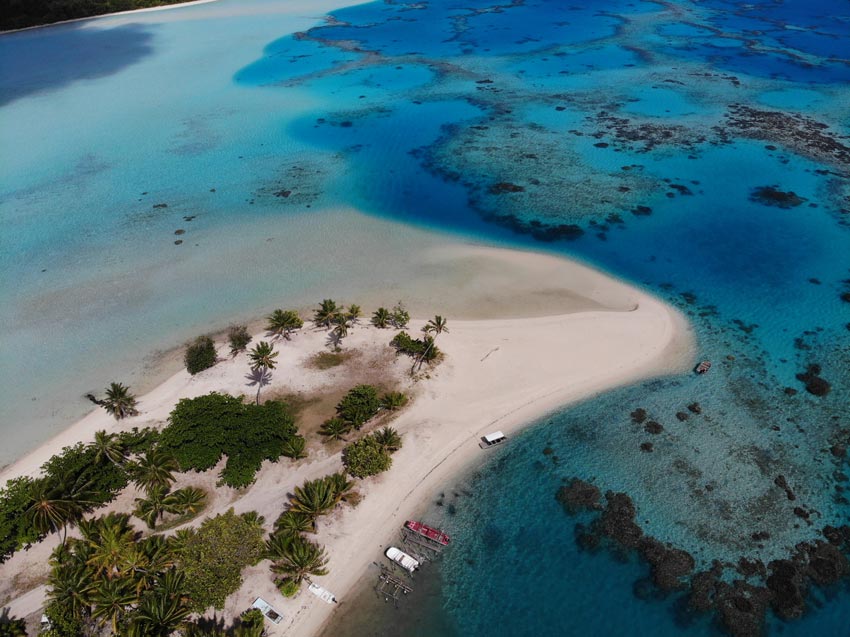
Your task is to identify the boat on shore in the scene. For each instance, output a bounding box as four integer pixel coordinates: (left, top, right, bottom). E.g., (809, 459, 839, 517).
(405, 520, 450, 546)
(385, 546, 420, 573)
(479, 430, 507, 449)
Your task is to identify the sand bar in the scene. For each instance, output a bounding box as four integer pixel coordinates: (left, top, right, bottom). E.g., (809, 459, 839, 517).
(0, 244, 694, 632)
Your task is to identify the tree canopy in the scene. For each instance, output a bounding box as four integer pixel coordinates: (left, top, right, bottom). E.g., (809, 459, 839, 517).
(158, 393, 299, 488)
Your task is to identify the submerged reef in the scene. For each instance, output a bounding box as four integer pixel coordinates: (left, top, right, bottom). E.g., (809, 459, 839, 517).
(558, 484, 850, 637)
(749, 186, 807, 209)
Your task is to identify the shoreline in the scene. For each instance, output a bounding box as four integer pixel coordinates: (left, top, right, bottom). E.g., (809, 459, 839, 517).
(0, 245, 695, 631)
(283, 299, 694, 636)
(0, 0, 221, 35)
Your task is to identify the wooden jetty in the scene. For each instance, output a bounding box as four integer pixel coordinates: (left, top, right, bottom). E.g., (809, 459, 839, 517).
(375, 565, 413, 605)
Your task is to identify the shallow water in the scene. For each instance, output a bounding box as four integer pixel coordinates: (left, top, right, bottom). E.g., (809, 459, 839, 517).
(2, 0, 849, 633)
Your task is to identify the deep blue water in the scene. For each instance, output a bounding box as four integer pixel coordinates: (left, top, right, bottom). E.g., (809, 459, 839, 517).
(234, 0, 850, 634)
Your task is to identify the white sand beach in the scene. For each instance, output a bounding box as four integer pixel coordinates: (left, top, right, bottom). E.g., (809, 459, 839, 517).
(0, 243, 694, 634)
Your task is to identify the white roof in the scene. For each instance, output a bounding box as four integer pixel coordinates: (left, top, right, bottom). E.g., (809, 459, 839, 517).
(484, 431, 506, 443)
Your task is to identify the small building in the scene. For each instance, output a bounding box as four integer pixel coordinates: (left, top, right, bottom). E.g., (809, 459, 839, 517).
(251, 597, 283, 624)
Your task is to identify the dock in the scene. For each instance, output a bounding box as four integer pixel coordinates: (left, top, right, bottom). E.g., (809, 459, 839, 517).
(374, 565, 413, 605)
(401, 526, 445, 559)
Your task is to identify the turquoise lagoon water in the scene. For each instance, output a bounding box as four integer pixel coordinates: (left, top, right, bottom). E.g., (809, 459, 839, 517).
(2, 0, 849, 634)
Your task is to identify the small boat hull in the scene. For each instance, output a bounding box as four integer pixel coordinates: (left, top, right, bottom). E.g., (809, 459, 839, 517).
(386, 546, 420, 573)
(405, 520, 450, 546)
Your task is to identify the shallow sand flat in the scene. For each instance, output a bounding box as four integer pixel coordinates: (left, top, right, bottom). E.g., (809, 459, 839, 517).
(0, 243, 693, 630)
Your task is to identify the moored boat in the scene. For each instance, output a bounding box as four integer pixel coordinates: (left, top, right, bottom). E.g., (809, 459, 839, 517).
(405, 520, 450, 546)
(385, 546, 420, 573)
(695, 360, 712, 374)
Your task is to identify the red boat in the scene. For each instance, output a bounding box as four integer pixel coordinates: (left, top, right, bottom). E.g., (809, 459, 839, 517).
(404, 520, 450, 546)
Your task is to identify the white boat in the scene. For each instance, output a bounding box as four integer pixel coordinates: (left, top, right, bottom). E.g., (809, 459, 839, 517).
(479, 430, 507, 449)
(308, 582, 338, 604)
(385, 546, 420, 573)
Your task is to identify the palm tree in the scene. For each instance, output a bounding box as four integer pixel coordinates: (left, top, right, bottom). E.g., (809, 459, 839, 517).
(248, 341, 278, 404)
(90, 430, 127, 466)
(266, 309, 303, 340)
(313, 299, 340, 329)
(134, 485, 182, 530)
(372, 427, 402, 452)
(169, 487, 206, 516)
(101, 382, 140, 420)
(346, 304, 361, 323)
(167, 528, 195, 555)
(324, 472, 357, 505)
(289, 478, 337, 519)
(268, 534, 329, 586)
(274, 511, 315, 538)
(329, 314, 349, 351)
(371, 307, 391, 328)
(27, 475, 95, 545)
(82, 513, 137, 580)
(90, 577, 136, 634)
(281, 436, 307, 461)
(380, 391, 408, 411)
(0, 613, 28, 637)
(417, 315, 448, 371)
(46, 557, 94, 621)
(128, 591, 190, 637)
(319, 417, 351, 441)
(131, 449, 179, 493)
(240, 511, 266, 532)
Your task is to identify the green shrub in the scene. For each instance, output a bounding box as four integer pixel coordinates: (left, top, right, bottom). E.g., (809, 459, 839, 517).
(381, 391, 408, 410)
(175, 509, 266, 612)
(228, 324, 252, 355)
(277, 578, 301, 597)
(391, 302, 410, 328)
(185, 335, 217, 375)
(159, 393, 299, 487)
(40, 443, 128, 504)
(342, 437, 392, 478)
(0, 477, 37, 562)
(336, 385, 380, 429)
(390, 331, 440, 362)
(115, 426, 161, 455)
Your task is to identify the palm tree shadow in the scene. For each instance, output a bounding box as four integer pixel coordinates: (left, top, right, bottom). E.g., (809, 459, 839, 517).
(245, 367, 272, 390)
(0, 23, 156, 106)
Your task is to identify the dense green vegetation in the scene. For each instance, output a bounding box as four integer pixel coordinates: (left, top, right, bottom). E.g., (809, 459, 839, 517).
(184, 336, 217, 375)
(41, 508, 265, 637)
(0, 298, 440, 633)
(335, 384, 380, 429)
(342, 428, 403, 478)
(0, 0, 190, 31)
(320, 386, 407, 442)
(176, 509, 266, 612)
(158, 392, 300, 488)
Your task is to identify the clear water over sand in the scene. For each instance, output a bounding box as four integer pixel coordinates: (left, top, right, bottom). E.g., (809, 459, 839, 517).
(2, 0, 849, 633)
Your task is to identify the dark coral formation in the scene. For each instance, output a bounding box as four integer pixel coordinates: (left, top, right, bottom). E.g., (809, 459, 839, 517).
(724, 104, 850, 169)
(795, 364, 831, 397)
(555, 478, 602, 514)
(558, 478, 850, 637)
(750, 185, 807, 208)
